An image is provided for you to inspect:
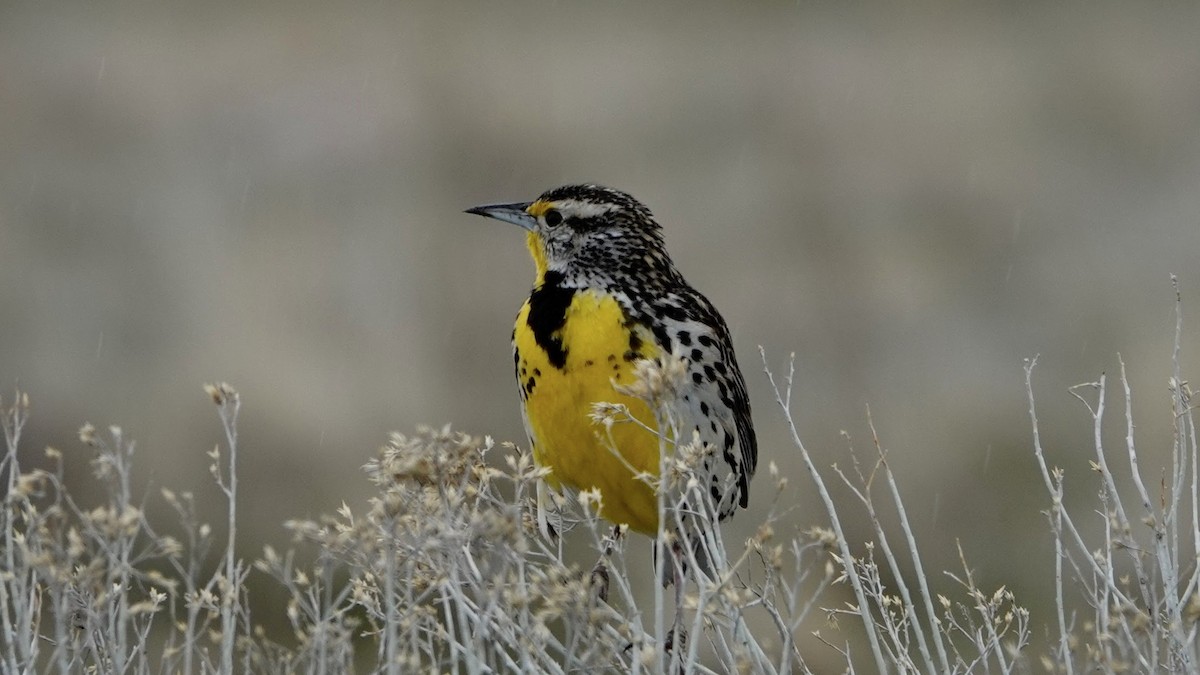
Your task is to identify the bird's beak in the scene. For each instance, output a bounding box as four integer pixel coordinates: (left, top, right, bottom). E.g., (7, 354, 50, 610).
(465, 201, 537, 231)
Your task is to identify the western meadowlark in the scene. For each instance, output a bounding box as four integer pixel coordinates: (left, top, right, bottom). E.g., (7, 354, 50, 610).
(467, 184, 756, 566)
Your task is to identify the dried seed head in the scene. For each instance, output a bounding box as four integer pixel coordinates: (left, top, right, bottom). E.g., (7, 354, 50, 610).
(203, 382, 238, 405)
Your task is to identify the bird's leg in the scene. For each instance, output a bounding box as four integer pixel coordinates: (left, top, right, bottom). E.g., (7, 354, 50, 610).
(589, 560, 610, 605)
(589, 525, 623, 606)
(608, 523, 624, 553)
(669, 538, 685, 663)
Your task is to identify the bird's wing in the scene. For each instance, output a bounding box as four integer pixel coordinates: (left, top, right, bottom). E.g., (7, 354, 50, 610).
(648, 289, 757, 521)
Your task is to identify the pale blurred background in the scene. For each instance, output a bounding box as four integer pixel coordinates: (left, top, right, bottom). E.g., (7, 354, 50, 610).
(3, 0, 1200, 662)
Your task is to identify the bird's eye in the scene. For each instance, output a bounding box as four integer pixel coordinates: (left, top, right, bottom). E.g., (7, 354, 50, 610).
(543, 209, 563, 227)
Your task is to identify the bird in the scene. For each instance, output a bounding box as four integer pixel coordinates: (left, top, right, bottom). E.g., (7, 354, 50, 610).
(466, 184, 756, 573)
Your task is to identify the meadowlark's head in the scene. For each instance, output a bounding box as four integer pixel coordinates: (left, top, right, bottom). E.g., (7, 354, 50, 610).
(466, 184, 675, 287)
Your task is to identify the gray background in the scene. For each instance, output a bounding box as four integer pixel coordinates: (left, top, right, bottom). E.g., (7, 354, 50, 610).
(4, 0, 1199, 662)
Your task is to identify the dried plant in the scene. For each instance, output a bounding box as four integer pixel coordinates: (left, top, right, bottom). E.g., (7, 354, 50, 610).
(3, 284, 1197, 672)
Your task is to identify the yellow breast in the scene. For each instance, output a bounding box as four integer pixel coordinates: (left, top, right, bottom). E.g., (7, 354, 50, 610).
(514, 289, 663, 534)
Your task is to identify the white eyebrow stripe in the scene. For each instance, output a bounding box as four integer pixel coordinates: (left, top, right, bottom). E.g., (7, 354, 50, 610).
(556, 199, 616, 219)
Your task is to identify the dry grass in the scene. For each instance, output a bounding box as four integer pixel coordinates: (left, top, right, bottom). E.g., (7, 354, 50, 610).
(3, 286, 1198, 673)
